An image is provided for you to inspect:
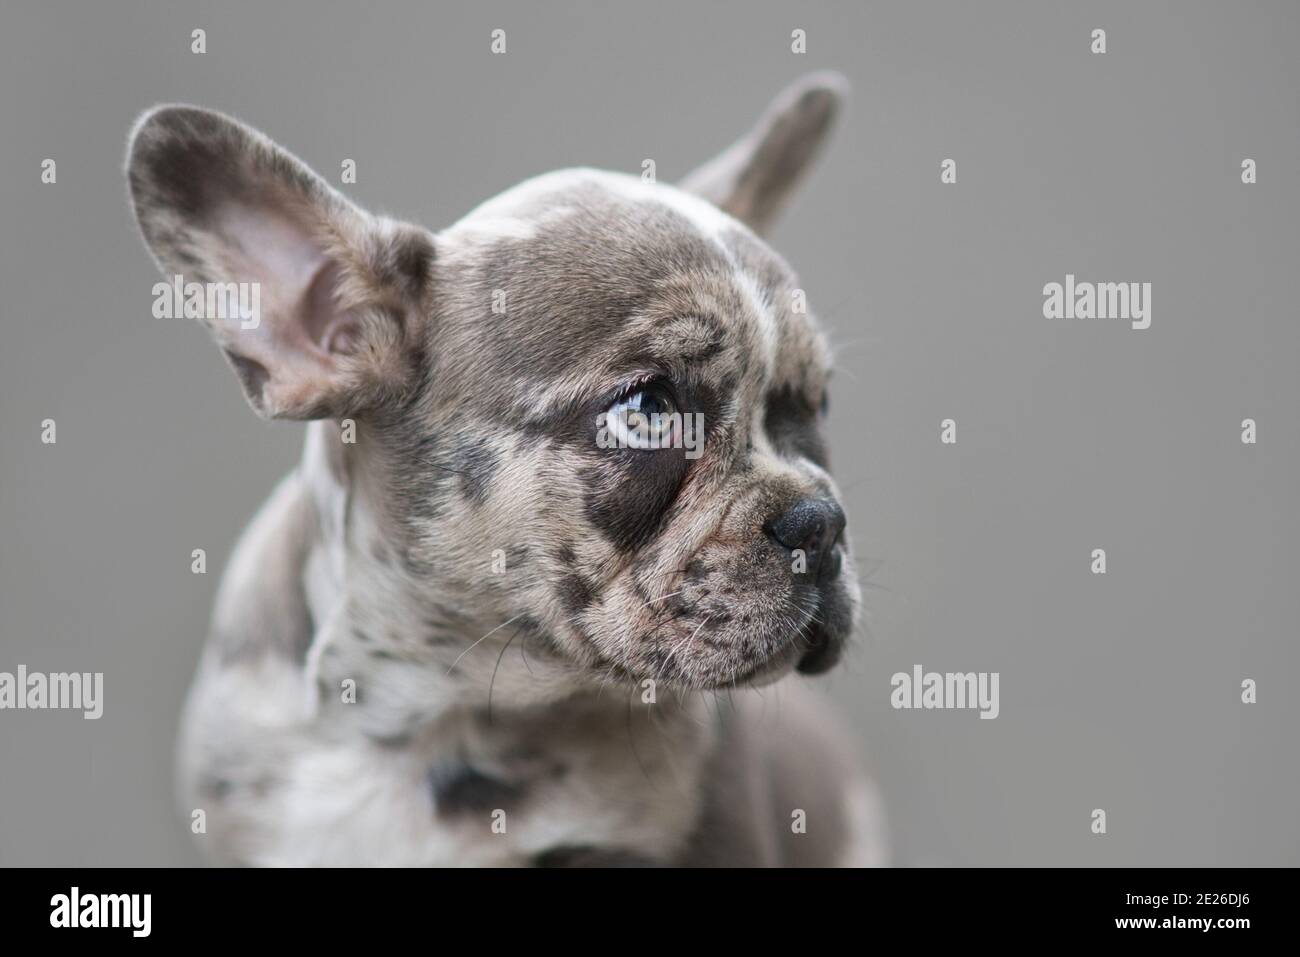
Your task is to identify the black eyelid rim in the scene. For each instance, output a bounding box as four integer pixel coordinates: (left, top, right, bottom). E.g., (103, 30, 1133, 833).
(606, 371, 680, 411)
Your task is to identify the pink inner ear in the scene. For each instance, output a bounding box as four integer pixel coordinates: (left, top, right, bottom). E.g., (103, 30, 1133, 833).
(304, 260, 363, 356)
(218, 200, 356, 358)
(223, 200, 322, 287)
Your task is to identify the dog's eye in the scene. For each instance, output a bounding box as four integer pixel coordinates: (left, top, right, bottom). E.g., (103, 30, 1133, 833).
(605, 385, 678, 450)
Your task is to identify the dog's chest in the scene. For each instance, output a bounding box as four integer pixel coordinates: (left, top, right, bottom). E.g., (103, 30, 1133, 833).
(198, 679, 714, 867)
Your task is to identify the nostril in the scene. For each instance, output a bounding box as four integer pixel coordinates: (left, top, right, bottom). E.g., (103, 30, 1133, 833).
(765, 498, 825, 553)
(765, 498, 847, 577)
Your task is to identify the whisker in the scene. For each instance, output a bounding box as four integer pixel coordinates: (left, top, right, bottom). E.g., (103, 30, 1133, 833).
(642, 589, 685, 609)
(486, 628, 524, 723)
(445, 611, 531, 676)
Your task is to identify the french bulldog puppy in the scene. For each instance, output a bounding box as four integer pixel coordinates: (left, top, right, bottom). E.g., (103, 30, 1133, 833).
(126, 72, 886, 866)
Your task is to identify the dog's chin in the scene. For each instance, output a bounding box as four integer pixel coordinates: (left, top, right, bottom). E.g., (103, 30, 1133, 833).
(586, 565, 858, 692)
(688, 620, 850, 691)
(718, 640, 807, 689)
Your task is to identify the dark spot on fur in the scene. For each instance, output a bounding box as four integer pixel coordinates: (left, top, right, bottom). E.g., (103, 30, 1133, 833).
(662, 594, 688, 618)
(372, 428, 457, 571)
(510, 616, 563, 660)
(533, 845, 662, 868)
(559, 572, 597, 615)
(513, 614, 543, 634)
(452, 441, 500, 505)
(424, 602, 473, 632)
(428, 763, 521, 817)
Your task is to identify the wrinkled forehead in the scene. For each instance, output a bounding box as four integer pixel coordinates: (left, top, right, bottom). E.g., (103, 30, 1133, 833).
(431, 169, 829, 418)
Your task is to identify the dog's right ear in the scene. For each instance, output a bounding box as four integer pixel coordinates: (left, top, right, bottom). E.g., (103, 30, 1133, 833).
(126, 105, 432, 420)
(679, 72, 846, 236)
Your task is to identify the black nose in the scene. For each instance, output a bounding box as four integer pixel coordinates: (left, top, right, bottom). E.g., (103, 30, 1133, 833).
(764, 497, 846, 578)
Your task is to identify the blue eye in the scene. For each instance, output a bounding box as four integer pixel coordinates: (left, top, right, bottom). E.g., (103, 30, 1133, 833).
(606, 386, 678, 449)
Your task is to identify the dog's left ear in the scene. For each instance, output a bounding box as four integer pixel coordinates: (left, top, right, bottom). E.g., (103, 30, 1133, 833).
(679, 71, 847, 235)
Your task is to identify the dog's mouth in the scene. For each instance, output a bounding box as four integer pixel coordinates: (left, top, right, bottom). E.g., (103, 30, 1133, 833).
(697, 617, 846, 690)
(637, 572, 855, 690)
(571, 517, 858, 691)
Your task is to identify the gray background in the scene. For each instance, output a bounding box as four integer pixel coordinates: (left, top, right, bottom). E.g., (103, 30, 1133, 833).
(1, 0, 1296, 866)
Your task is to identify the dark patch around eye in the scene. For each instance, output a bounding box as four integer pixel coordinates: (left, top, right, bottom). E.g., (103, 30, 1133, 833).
(763, 386, 829, 467)
(585, 444, 689, 552)
(566, 377, 693, 552)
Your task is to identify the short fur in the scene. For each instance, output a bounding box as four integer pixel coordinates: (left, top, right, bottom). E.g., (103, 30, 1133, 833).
(127, 72, 886, 866)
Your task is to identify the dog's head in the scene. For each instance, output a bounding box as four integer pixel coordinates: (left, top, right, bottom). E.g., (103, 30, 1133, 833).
(127, 73, 858, 691)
